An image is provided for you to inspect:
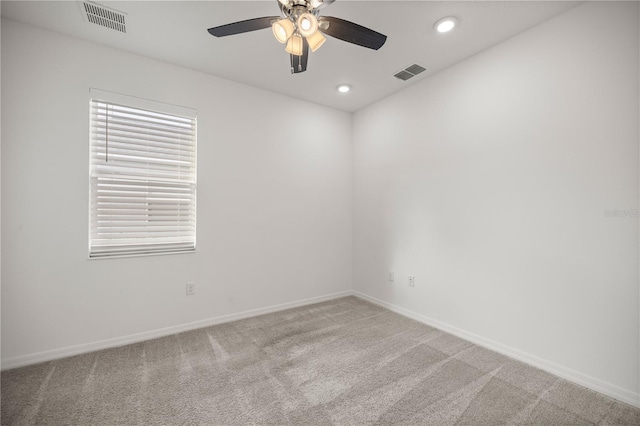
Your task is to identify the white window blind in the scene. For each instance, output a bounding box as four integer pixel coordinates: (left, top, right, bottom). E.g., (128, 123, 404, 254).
(89, 89, 197, 258)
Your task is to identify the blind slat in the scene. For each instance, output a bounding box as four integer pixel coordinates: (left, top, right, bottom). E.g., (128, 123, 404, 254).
(93, 102, 194, 124)
(90, 137, 196, 155)
(92, 122, 195, 141)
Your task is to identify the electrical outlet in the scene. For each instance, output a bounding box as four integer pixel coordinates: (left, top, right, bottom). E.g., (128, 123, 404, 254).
(408, 275, 415, 287)
(186, 282, 195, 295)
(387, 270, 395, 282)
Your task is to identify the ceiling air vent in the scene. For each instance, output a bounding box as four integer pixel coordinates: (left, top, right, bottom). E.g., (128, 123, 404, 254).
(81, 2, 127, 33)
(394, 64, 427, 81)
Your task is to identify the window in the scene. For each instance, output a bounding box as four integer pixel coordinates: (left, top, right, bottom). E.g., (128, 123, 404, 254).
(89, 89, 196, 258)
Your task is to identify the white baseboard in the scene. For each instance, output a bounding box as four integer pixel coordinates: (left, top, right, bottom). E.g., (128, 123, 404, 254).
(1, 290, 352, 371)
(353, 290, 640, 408)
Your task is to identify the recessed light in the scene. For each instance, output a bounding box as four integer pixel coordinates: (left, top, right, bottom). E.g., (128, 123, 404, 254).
(337, 84, 351, 93)
(434, 16, 457, 33)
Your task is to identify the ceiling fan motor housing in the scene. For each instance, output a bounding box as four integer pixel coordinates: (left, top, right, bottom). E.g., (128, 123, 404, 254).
(279, 0, 324, 13)
(279, 2, 320, 23)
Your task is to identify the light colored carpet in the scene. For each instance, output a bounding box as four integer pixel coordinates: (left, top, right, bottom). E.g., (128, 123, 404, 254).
(2, 296, 639, 425)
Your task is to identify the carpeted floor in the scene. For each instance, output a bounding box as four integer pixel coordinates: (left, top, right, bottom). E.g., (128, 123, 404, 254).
(2, 296, 640, 425)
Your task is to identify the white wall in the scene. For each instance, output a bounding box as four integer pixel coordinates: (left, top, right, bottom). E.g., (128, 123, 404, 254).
(2, 0, 639, 408)
(353, 1, 639, 404)
(1, 18, 352, 366)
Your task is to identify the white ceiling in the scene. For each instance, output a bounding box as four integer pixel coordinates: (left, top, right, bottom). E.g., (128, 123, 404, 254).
(1, 1, 579, 112)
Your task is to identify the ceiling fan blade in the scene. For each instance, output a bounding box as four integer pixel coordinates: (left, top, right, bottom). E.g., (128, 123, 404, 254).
(290, 38, 309, 74)
(318, 16, 387, 50)
(208, 16, 278, 37)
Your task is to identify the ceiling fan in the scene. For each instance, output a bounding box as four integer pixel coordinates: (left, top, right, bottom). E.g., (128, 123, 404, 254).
(207, 0, 387, 74)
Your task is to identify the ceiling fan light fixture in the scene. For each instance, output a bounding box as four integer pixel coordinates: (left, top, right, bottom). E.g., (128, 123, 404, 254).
(207, 0, 388, 74)
(272, 18, 295, 43)
(297, 13, 318, 37)
(285, 34, 304, 56)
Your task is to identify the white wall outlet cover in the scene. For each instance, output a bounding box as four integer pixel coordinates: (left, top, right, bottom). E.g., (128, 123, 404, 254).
(408, 275, 415, 287)
(388, 270, 395, 281)
(186, 282, 196, 295)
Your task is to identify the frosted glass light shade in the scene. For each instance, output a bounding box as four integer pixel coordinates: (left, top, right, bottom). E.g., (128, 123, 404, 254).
(285, 34, 304, 56)
(272, 19, 294, 43)
(297, 13, 318, 37)
(306, 30, 326, 52)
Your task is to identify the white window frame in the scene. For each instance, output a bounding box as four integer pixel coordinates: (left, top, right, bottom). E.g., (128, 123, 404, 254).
(88, 89, 197, 258)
